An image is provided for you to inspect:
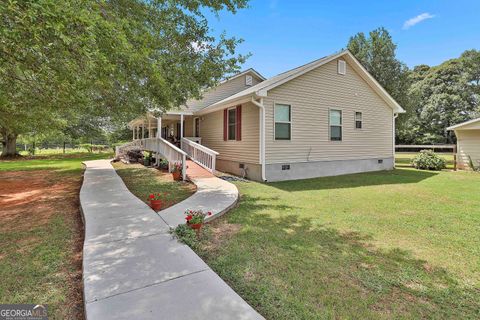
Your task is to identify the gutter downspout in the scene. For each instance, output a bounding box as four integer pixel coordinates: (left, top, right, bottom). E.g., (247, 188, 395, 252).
(251, 97, 266, 181)
(393, 112, 399, 168)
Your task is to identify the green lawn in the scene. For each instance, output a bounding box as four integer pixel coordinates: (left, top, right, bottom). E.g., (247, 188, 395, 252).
(194, 168, 480, 319)
(112, 162, 196, 210)
(0, 152, 112, 319)
(0, 152, 111, 172)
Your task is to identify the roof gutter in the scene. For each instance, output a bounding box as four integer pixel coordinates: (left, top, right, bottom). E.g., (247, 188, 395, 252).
(250, 97, 267, 182)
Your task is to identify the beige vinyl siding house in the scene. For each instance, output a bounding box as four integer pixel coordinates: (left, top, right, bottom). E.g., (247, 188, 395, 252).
(262, 58, 394, 180)
(127, 50, 405, 181)
(448, 118, 480, 170)
(198, 102, 261, 180)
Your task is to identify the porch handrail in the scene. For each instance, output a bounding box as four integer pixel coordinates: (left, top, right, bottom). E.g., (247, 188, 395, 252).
(118, 138, 187, 180)
(181, 138, 218, 173)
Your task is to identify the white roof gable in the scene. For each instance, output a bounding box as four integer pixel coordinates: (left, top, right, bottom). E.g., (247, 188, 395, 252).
(447, 117, 480, 130)
(196, 50, 405, 115)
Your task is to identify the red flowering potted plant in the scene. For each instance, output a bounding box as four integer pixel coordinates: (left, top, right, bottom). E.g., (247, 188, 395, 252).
(185, 209, 212, 232)
(148, 192, 170, 211)
(172, 163, 183, 181)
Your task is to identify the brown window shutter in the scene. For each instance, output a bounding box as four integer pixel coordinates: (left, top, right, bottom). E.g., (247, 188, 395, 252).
(223, 108, 228, 141)
(236, 105, 242, 141)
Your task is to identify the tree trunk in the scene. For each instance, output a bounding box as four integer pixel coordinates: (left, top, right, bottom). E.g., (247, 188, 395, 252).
(1, 132, 18, 157)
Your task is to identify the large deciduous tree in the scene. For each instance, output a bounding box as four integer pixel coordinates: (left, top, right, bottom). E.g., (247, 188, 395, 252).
(405, 51, 480, 144)
(0, 0, 249, 156)
(347, 27, 411, 122)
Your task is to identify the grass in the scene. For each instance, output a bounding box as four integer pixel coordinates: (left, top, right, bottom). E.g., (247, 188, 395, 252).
(192, 168, 480, 319)
(112, 162, 196, 210)
(0, 152, 112, 319)
(396, 152, 455, 169)
(0, 152, 111, 172)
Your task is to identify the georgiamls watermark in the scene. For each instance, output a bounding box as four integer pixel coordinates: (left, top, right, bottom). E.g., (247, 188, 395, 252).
(0, 305, 48, 320)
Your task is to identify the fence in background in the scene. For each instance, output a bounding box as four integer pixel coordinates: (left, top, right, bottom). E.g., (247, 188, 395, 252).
(395, 144, 457, 170)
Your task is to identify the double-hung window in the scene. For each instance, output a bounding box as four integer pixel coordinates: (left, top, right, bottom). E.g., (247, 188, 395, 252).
(355, 112, 362, 129)
(329, 109, 342, 141)
(228, 108, 236, 140)
(275, 104, 291, 140)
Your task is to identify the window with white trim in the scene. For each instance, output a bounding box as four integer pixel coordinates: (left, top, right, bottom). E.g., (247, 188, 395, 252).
(228, 108, 236, 140)
(355, 112, 362, 129)
(274, 104, 291, 140)
(329, 109, 342, 141)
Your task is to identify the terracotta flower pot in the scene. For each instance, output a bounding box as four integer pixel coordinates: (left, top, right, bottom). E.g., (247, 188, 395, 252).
(172, 171, 182, 181)
(150, 199, 162, 211)
(188, 223, 203, 230)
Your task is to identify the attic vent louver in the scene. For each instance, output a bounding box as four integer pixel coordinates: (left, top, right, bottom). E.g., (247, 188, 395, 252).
(338, 60, 346, 75)
(246, 74, 253, 86)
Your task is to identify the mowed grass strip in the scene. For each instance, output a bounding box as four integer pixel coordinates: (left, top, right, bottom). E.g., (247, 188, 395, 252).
(0, 152, 112, 319)
(195, 168, 480, 319)
(112, 162, 196, 210)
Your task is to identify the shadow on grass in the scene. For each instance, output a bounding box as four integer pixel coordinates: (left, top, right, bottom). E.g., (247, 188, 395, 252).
(202, 194, 479, 319)
(268, 168, 438, 192)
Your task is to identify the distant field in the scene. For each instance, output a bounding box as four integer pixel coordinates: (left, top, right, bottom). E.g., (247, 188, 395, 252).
(17, 147, 105, 156)
(395, 152, 455, 169)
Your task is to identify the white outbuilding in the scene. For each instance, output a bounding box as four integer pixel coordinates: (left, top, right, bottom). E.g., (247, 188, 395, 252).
(448, 118, 480, 170)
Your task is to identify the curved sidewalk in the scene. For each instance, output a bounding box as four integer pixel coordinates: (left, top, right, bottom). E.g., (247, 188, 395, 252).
(80, 160, 263, 320)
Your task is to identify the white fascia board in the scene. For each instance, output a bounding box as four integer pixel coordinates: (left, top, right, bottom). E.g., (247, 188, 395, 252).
(447, 117, 480, 130)
(194, 96, 255, 116)
(258, 51, 347, 95)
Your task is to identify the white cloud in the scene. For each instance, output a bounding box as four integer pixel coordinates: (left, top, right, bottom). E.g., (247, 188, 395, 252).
(403, 12, 435, 30)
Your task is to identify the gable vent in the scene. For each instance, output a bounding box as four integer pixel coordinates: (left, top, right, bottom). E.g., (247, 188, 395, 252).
(338, 60, 346, 75)
(246, 74, 253, 86)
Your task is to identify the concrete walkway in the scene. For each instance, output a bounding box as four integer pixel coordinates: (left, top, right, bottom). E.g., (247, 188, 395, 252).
(160, 160, 239, 227)
(80, 160, 262, 320)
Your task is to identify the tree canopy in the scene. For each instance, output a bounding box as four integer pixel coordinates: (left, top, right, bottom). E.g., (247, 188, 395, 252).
(0, 0, 249, 156)
(348, 28, 480, 144)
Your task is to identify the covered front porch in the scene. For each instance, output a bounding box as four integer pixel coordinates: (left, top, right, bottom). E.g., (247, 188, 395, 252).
(119, 112, 218, 178)
(128, 112, 201, 147)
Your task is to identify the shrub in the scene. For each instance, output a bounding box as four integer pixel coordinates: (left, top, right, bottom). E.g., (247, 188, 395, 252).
(126, 149, 143, 162)
(158, 159, 169, 170)
(411, 150, 446, 170)
(171, 224, 201, 250)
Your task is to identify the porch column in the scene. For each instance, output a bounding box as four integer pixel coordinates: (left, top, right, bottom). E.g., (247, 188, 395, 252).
(136, 125, 139, 139)
(180, 114, 184, 149)
(148, 117, 152, 138)
(142, 124, 145, 139)
(157, 117, 162, 138)
(132, 127, 135, 140)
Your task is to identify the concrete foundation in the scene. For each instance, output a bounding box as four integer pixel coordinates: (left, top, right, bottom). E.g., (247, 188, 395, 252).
(265, 157, 394, 182)
(216, 159, 262, 181)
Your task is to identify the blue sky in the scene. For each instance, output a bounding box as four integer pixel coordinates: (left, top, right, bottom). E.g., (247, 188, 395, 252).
(205, 0, 480, 78)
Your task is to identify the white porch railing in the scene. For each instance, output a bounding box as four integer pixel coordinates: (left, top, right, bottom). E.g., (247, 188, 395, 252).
(181, 138, 219, 173)
(184, 137, 202, 144)
(117, 138, 187, 180)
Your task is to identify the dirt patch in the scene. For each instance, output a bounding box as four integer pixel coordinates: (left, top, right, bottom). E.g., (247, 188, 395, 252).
(0, 171, 78, 232)
(202, 219, 242, 252)
(0, 170, 85, 319)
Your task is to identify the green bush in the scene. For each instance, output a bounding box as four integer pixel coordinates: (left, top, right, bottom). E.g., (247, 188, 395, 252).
(411, 150, 446, 170)
(171, 224, 200, 250)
